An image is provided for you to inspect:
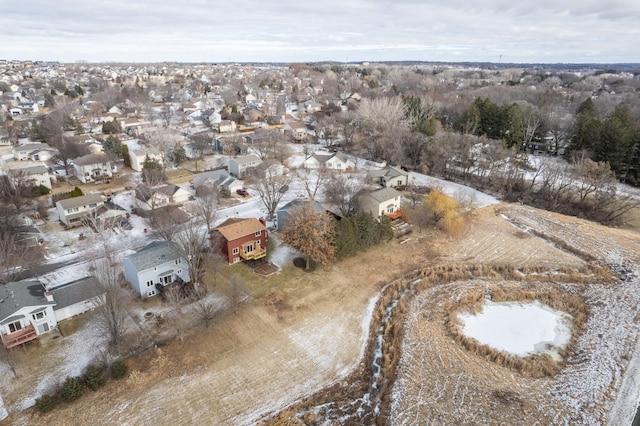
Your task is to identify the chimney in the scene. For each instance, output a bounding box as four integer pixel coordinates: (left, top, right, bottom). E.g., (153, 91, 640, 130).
(258, 217, 266, 227)
(44, 290, 54, 302)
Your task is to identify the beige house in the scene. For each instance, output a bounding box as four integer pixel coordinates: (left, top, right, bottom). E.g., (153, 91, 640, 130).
(358, 187, 402, 218)
(56, 194, 104, 228)
(366, 165, 413, 188)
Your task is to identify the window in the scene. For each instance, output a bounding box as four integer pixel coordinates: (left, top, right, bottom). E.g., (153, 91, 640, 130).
(233, 257, 240, 263)
(256, 240, 261, 246)
(255, 230, 261, 237)
(177, 269, 182, 274)
(245, 244, 254, 253)
(386, 205, 395, 214)
(73, 207, 79, 212)
(37, 323, 49, 334)
(397, 179, 403, 186)
(8, 321, 22, 333)
(147, 290, 156, 297)
(232, 247, 239, 255)
(175, 258, 181, 265)
(146, 280, 154, 287)
(32, 311, 45, 320)
(161, 275, 172, 285)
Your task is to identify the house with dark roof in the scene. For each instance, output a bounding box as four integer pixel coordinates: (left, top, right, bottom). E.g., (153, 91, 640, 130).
(50, 276, 104, 323)
(122, 241, 190, 298)
(213, 217, 267, 264)
(191, 169, 243, 196)
(0, 281, 57, 348)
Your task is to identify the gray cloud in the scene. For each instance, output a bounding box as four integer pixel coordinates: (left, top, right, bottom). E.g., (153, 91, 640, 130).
(0, 0, 638, 62)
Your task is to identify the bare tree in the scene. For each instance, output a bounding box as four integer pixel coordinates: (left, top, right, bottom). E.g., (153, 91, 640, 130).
(170, 218, 210, 296)
(0, 344, 18, 377)
(192, 296, 223, 329)
(249, 170, 291, 220)
(228, 274, 249, 314)
(323, 173, 364, 217)
(92, 257, 130, 348)
(297, 166, 329, 200)
(192, 187, 219, 233)
(51, 135, 91, 176)
(0, 206, 40, 283)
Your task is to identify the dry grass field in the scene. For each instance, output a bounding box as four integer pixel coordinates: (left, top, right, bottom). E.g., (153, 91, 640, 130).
(6, 202, 640, 425)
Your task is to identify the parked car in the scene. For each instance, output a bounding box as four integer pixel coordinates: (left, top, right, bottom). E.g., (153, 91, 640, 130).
(236, 188, 250, 197)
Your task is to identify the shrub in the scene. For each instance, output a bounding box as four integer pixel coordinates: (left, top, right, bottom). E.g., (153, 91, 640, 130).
(60, 376, 83, 403)
(69, 186, 84, 198)
(83, 364, 106, 391)
(110, 360, 129, 379)
(35, 393, 58, 413)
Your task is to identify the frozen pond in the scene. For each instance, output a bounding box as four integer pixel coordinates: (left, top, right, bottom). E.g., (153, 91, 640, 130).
(459, 300, 572, 360)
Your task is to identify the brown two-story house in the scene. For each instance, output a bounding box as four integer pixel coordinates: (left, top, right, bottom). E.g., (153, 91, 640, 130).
(213, 217, 268, 264)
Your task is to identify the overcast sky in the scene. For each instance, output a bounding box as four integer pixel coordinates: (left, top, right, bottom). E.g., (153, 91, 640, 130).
(1, 0, 639, 64)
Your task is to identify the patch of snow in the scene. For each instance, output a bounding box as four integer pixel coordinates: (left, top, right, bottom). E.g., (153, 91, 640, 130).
(459, 300, 571, 359)
(411, 172, 499, 208)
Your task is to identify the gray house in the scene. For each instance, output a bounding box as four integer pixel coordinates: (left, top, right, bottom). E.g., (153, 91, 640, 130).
(50, 276, 104, 323)
(276, 198, 326, 231)
(366, 165, 413, 188)
(122, 241, 190, 298)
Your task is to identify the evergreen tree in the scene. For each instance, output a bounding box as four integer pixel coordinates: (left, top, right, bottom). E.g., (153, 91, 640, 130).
(566, 98, 602, 155)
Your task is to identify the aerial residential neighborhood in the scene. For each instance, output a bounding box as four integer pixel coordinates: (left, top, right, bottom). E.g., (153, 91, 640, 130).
(0, 57, 639, 426)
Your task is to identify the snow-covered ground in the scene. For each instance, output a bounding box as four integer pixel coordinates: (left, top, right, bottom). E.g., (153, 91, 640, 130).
(412, 172, 500, 208)
(459, 300, 571, 360)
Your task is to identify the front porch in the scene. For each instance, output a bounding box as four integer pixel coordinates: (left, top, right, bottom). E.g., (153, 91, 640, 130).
(2, 324, 38, 348)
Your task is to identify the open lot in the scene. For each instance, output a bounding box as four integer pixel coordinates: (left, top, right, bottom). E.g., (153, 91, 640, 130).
(3, 201, 640, 425)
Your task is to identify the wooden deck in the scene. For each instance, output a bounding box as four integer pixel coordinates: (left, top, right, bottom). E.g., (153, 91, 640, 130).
(2, 324, 38, 348)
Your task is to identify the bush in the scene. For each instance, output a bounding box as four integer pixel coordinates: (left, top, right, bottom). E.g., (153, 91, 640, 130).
(35, 393, 58, 413)
(60, 376, 83, 403)
(110, 360, 129, 380)
(83, 364, 106, 391)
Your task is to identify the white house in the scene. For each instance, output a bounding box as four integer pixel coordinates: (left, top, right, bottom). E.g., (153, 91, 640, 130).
(123, 241, 191, 298)
(55, 193, 104, 228)
(73, 154, 118, 183)
(50, 276, 104, 323)
(5, 163, 52, 189)
(0, 281, 57, 348)
(303, 151, 353, 171)
(13, 143, 57, 161)
(127, 145, 164, 172)
(358, 187, 403, 218)
(228, 154, 262, 178)
(134, 183, 191, 211)
(247, 159, 287, 179)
